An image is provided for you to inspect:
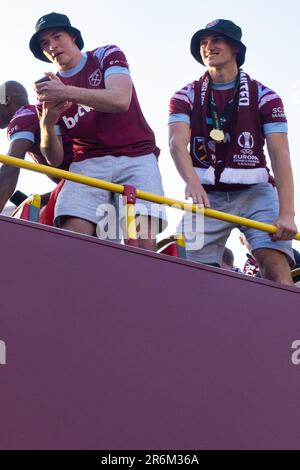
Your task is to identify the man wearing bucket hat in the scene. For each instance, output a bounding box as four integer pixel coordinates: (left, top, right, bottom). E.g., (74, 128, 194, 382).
(0, 80, 72, 214)
(30, 12, 167, 249)
(168, 19, 297, 285)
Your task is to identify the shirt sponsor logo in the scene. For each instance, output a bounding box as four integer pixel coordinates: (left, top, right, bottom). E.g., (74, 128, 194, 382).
(88, 68, 102, 87)
(272, 106, 286, 119)
(62, 105, 92, 129)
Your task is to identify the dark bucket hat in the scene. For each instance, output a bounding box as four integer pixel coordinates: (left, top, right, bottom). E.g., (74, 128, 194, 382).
(190, 19, 246, 67)
(29, 12, 84, 62)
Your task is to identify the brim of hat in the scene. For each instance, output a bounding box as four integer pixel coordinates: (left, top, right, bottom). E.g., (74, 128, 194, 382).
(190, 28, 246, 67)
(29, 26, 84, 62)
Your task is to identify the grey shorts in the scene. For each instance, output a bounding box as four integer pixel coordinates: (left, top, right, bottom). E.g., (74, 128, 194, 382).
(55, 154, 167, 237)
(179, 182, 294, 266)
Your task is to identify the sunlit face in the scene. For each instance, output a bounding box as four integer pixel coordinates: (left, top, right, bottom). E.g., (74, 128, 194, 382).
(200, 34, 239, 68)
(38, 28, 79, 71)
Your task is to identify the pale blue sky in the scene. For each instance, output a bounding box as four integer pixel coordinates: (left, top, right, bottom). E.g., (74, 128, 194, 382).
(0, 0, 299, 265)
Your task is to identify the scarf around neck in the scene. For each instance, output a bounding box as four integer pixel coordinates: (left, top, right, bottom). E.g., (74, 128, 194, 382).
(190, 69, 269, 185)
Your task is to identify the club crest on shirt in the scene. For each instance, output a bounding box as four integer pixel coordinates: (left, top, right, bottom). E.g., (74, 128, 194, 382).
(88, 69, 102, 87)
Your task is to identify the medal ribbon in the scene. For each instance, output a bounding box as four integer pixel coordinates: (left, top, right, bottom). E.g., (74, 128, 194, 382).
(209, 73, 240, 133)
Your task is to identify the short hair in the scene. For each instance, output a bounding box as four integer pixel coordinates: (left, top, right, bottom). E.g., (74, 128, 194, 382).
(0, 81, 28, 105)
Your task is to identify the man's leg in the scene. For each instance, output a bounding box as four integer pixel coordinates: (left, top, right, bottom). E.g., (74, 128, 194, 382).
(241, 183, 295, 286)
(135, 215, 158, 251)
(54, 157, 114, 235)
(182, 191, 234, 266)
(114, 154, 167, 251)
(253, 248, 294, 285)
(60, 216, 96, 236)
(121, 214, 158, 251)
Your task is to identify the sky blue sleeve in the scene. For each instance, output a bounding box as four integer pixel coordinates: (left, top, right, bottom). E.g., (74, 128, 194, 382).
(168, 113, 190, 125)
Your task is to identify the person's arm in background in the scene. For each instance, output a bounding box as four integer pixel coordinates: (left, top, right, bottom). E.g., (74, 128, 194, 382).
(0, 139, 32, 212)
(169, 122, 210, 207)
(266, 132, 298, 240)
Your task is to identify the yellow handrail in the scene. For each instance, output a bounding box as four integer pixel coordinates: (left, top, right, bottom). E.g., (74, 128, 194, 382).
(0, 153, 299, 241)
(291, 268, 300, 279)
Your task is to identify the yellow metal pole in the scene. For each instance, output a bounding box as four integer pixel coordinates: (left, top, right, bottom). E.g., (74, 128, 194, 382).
(291, 268, 300, 279)
(175, 233, 186, 248)
(122, 185, 138, 244)
(0, 153, 299, 241)
(175, 233, 186, 259)
(0, 154, 124, 194)
(125, 203, 137, 241)
(133, 190, 300, 241)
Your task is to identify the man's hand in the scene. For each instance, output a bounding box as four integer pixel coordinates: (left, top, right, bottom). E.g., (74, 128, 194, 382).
(169, 122, 211, 208)
(34, 72, 69, 102)
(270, 214, 298, 241)
(40, 100, 71, 128)
(185, 173, 210, 207)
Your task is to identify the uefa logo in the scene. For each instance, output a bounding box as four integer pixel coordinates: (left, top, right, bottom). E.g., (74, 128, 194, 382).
(238, 132, 254, 155)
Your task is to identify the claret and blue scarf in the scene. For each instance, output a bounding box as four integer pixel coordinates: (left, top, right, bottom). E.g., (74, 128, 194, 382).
(190, 69, 270, 186)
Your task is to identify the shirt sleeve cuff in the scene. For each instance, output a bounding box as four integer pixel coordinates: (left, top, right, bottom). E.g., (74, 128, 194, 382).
(168, 113, 190, 125)
(263, 122, 288, 134)
(9, 131, 35, 143)
(104, 66, 131, 79)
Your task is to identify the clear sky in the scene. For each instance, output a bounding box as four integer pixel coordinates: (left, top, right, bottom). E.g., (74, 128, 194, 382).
(0, 0, 299, 267)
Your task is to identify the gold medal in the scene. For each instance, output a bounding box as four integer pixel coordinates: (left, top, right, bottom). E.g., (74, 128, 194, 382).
(210, 129, 225, 142)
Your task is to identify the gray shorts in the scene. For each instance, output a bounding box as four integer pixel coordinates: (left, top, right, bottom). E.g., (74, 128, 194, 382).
(55, 154, 167, 237)
(179, 182, 294, 266)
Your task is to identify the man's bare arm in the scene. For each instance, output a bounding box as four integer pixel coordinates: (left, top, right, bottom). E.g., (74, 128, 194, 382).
(169, 122, 210, 206)
(266, 132, 298, 240)
(40, 101, 67, 167)
(0, 139, 32, 212)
